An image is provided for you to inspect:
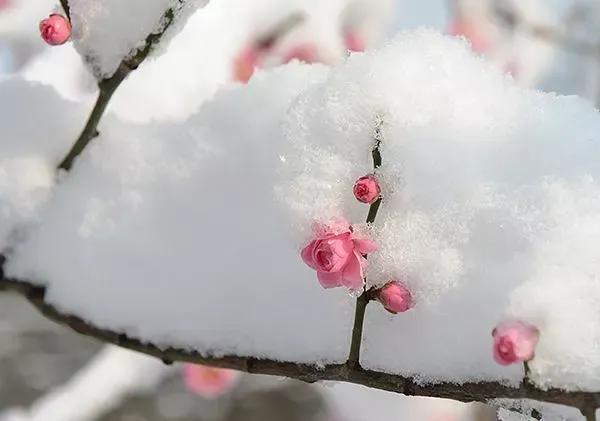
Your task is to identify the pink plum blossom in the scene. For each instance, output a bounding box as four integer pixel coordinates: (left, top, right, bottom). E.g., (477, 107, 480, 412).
(492, 320, 539, 366)
(353, 174, 381, 204)
(183, 364, 240, 399)
(39, 14, 72, 46)
(377, 281, 413, 314)
(301, 220, 377, 291)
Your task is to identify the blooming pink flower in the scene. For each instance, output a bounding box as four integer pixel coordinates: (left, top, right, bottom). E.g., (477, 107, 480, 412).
(344, 32, 366, 53)
(39, 14, 71, 46)
(301, 220, 377, 291)
(492, 320, 539, 366)
(283, 44, 320, 64)
(377, 281, 413, 314)
(353, 174, 381, 204)
(0, 0, 12, 10)
(183, 364, 240, 399)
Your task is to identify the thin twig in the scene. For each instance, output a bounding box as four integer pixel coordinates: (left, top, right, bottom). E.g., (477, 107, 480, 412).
(346, 119, 385, 368)
(60, 0, 70, 20)
(257, 12, 306, 50)
(57, 4, 182, 171)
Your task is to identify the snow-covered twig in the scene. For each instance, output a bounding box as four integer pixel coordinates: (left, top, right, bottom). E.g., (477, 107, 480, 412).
(1, 275, 599, 418)
(58, 3, 185, 170)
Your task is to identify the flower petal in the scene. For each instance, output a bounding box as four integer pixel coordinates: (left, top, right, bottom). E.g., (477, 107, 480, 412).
(301, 241, 318, 270)
(341, 253, 365, 290)
(317, 271, 343, 288)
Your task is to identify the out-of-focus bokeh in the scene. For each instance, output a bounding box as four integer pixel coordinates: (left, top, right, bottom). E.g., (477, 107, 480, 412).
(0, 0, 598, 420)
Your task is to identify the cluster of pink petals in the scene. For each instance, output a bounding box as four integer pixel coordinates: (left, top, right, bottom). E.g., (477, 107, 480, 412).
(492, 320, 539, 366)
(353, 174, 381, 204)
(301, 221, 377, 291)
(183, 364, 241, 399)
(39, 14, 71, 46)
(377, 281, 413, 314)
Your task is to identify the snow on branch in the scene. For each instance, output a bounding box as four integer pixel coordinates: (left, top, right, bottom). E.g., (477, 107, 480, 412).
(3, 27, 600, 421)
(58, 1, 205, 171)
(0, 276, 598, 420)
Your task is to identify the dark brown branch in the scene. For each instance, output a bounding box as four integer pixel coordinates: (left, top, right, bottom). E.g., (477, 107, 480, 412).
(0, 276, 599, 413)
(58, 3, 183, 171)
(257, 12, 305, 50)
(60, 0, 70, 20)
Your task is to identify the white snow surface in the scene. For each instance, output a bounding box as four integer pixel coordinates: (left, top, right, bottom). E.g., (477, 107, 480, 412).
(0, 78, 84, 251)
(69, 0, 209, 78)
(3, 31, 600, 390)
(6, 64, 355, 364)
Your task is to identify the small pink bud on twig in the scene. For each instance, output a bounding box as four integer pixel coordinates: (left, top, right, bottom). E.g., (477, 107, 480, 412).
(492, 320, 539, 366)
(353, 174, 381, 204)
(376, 281, 413, 314)
(39, 14, 71, 46)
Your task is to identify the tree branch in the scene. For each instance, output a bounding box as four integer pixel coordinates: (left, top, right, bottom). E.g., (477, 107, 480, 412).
(0, 276, 599, 414)
(57, 3, 184, 171)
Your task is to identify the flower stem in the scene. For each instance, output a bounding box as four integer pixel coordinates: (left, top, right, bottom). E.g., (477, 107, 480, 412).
(60, 0, 70, 19)
(347, 119, 384, 368)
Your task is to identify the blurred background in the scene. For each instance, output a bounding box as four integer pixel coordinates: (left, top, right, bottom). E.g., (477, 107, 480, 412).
(0, 0, 598, 420)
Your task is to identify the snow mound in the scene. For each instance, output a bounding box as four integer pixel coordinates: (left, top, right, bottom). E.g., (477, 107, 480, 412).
(3, 30, 600, 389)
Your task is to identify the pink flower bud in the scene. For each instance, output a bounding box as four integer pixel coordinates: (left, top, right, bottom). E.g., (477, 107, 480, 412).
(492, 320, 539, 366)
(377, 281, 413, 314)
(183, 364, 240, 399)
(39, 14, 71, 46)
(353, 174, 381, 204)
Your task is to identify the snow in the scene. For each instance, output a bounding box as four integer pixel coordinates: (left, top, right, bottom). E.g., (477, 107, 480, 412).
(3, 29, 600, 391)
(277, 30, 600, 387)
(0, 77, 84, 251)
(69, 0, 209, 79)
(5, 64, 355, 365)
